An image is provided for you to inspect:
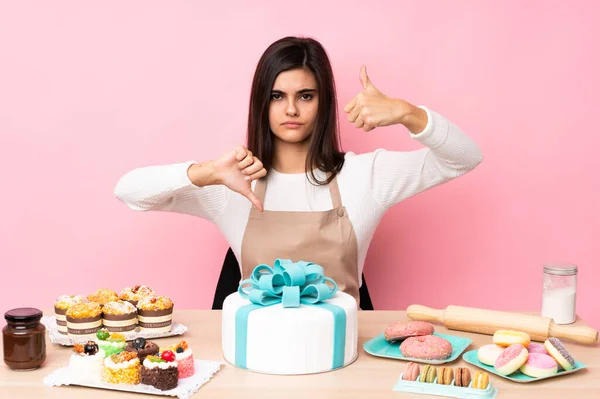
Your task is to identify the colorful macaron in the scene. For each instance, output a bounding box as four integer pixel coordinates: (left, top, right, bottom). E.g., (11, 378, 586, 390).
(472, 371, 490, 389)
(454, 367, 471, 387)
(419, 365, 437, 383)
(437, 367, 454, 385)
(402, 362, 420, 381)
(494, 344, 529, 375)
(544, 338, 576, 371)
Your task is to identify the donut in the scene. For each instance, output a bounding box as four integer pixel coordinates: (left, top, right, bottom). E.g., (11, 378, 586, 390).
(384, 321, 434, 342)
(494, 344, 529, 375)
(400, 335, 453, 360)
(493, 330, 531, 347)
(402, 362, 420, 381)
(477, 344, 504, 366)
(520, 353, 558, 378)
(544, 338, 576, 371)
(527, 342, 549, 355)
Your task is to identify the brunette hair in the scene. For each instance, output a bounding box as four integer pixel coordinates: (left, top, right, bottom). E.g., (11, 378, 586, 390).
(246, 36, 344, 185)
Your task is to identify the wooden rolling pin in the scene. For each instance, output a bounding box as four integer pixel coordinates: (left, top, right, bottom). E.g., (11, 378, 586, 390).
(407, 304, 598, 345)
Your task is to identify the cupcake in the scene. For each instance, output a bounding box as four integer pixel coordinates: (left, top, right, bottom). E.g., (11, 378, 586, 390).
(88, 288, 119, 307)
(54, 295, 89, 335)
(95, 329, 127, 356)
(141, 351, 178, 391)
(68, 341, 105, 383)
(119, 285, 155, 307)
(66, 303, 102, 340)
(125, 337, 159, 363)
(164, 340, 194, 378)
(137, 296, 174, 333)
(102, 351, 141, 385)
(102, 301, 137, 332)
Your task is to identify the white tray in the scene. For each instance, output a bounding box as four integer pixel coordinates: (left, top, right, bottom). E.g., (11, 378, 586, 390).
(42, 316, 188, 346)
(43, 360, 222, 399)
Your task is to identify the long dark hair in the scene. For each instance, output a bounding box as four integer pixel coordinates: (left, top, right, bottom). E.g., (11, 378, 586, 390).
(246, 36, 345, 185)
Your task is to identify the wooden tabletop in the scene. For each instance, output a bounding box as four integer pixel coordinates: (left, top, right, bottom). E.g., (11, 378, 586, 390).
(1, 310, 599, 398)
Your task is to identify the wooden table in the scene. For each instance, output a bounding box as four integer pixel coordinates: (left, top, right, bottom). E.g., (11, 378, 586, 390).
(1, 310, 598, 398)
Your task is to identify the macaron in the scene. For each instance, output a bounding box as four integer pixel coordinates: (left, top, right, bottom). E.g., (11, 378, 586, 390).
(544, 337, 576, 371)
(494, 344, 529, 375)
(520, 353, 558, 378)
(437, 367, 453, 385)
(454, 367, 471, 387)
(400, 335, 453, 360)
(402, 362, 420, 381)
(384, 320, 434, 342)
(493, 330, 531, 347)
(477, 344, 504, 366)
(472, 371, 490, 389)
(527, 342, 549, 355)
(419, 365, 437, 383)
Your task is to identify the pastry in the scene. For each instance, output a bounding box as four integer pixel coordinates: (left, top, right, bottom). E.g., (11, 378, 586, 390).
(125, 337, 159, 363)
(54, 295, 89, 335)
(400, 335, 453, 360)
(437, 367, 453, 385)
(477, 344, 504, 366)
(492, 330, 531, 347)
(544, 337, 576, 371)
(102, 351, 141, 384)
(494, 344, 529, 375)
(88, 288, 119, 307)
(419, 365, 437, 383)
(141, 351, 178, 391)
(96, 329, 127, 356)
(68, 341, 105, 383)
(102, 301, 138, 332)
(384, 321, 434, 342)
(402, 362, 420, 381)
(137, 296, 174, 333)
(472, 371, 490, 389)
(164, 340, 194, 378)
(520, 353, 558, 378)
(119, 285, 155, 307)
(527, 342, 549, 355)
(66, 303, 103, 340)
(454, 367, 471, 387)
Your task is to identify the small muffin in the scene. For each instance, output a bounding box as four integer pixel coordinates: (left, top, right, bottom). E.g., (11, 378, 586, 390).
(163, 340, 194, 378)
(141, 351, 178, 391)
(88, 288, 119, 306)
(119, 285, 155, 307)
(102, 301, 138, 332)
(137, 296, 174, 333)
(66, 303, 103, 340)
(54, 295, 89, 335)
(125, 337, 159, 363)
(68, 341, 105, 383)
(95, 328, 127, 356)
(102, 351, 141, 385)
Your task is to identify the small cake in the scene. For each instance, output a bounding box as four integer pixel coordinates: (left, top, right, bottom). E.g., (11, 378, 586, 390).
(164, 340, 194, 378)
(119, 285, 155, 307)
(137, 296, 174, 333)
(54, 295, 89, 335)
(102, 301, 138, 332)
(88, 288, 119, 307)
(96, 329, 127, 356)
(68, 341, 105, 383)
(141, 350, 178, 391)
(102, 351, 141, 385)
(66, 303, 103, 340)
(125, 337, 159, 363)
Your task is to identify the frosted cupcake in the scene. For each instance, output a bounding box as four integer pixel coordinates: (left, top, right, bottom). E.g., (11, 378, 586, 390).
(119, 285, 155, 307)
(87, 288, 119, 307)
(102, 351, 141, 385)
(54, 295, 89, 335)
(95, 329, 127, 356)
(164, 340, 194, 378)
(141, 351, 178, 391)
(102, 301, 137, 332)
(137, 296, 174, 333)
(68, 341, 105, 383)
(66, 303, 102, 340)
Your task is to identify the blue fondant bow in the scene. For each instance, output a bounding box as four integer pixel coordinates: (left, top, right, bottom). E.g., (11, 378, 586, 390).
(237, 259, 338, 307)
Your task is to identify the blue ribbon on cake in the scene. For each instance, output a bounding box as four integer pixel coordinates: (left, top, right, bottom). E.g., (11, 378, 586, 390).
(234, 259, 347, 370)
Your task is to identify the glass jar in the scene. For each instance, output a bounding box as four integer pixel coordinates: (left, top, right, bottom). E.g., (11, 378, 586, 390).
(3, 308, 46, 370)
(541, 263, 578, 324)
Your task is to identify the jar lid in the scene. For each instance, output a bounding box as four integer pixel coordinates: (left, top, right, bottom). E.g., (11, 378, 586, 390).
(4, 307, 43, 323)
(544, 263, 578, 276)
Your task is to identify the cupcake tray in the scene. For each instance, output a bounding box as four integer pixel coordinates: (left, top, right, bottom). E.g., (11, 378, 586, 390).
(42, 316, 188, 346)
(393, 372, 498, 399)
(43, 360, 222, 399)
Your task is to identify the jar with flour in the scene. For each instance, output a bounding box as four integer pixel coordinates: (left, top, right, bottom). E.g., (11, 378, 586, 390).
(541, 263, 577, 324)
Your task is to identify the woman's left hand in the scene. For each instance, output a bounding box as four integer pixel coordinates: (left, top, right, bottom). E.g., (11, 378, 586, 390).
(344, 65, 417, 132)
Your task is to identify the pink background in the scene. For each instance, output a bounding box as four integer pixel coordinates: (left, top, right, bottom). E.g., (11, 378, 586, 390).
(1, 1, 598, 330)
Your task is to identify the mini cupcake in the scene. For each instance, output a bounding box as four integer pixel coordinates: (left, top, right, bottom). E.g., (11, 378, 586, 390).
(141, 350, 178, 391)
(164, 340, 194, 378)
(125, 337, 159, 363)
(102, 351, 141, 385)
(68, 341, 105, 383)
(66, 303, 102, 340)
(54, 295, 89, 335)
(102, 301, 138, 332)
(88, 288, 119, 307)
(95, 328, 127, 356)
(137, 296, 174, 333)
(119, 285, 155, 307)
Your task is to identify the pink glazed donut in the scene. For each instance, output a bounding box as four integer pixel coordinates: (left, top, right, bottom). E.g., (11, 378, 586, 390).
(520, 353, 558, 378)
(527, 343, 549, 355)
(384, 321, 434, 342)
(400, 335, 453, 360)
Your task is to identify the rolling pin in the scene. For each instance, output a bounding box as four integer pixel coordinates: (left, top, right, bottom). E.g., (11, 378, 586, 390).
(407, 304, 598, 345)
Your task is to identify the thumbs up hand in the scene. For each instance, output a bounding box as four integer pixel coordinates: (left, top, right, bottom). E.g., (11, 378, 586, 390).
(343, 65, 413, 132)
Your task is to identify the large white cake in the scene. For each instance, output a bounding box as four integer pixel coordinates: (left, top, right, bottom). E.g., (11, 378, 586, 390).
(222, 291, 358, 375)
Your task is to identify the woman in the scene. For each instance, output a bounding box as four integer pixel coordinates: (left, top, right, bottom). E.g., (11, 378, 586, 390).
(114, 36, 483, 309)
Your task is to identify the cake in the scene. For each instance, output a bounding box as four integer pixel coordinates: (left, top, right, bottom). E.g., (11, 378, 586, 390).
(164, 340, 194, 378)
(137, 296, 174, 333)
(102, 301, 138, 332)
(119, 285, 155, 307)
(95, 329, 127, 356)
(88, 288, 119, 307)
(221, 259, 358, 375)
(141, 351, 179, 391)
(66, 303, 103, 340)
(67, 341, 105, 383)
(54, 295, 89, 335)
(102, 351, 141, 385)
(125, 338, 159, 363)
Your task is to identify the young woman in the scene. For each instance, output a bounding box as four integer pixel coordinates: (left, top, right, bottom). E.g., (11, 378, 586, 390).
(114, 36, 483, 309)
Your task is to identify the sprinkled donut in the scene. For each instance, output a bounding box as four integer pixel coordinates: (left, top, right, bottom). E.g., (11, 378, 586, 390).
(400, 335, 453, 360)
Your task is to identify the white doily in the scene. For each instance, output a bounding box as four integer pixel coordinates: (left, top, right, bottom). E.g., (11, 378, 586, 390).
(42, 316, 188, 346)
(43, 360, 222, 399)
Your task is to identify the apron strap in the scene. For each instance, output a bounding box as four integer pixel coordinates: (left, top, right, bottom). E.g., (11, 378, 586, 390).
(252, 177, 268, 209)
(328, 174, 343, 209)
